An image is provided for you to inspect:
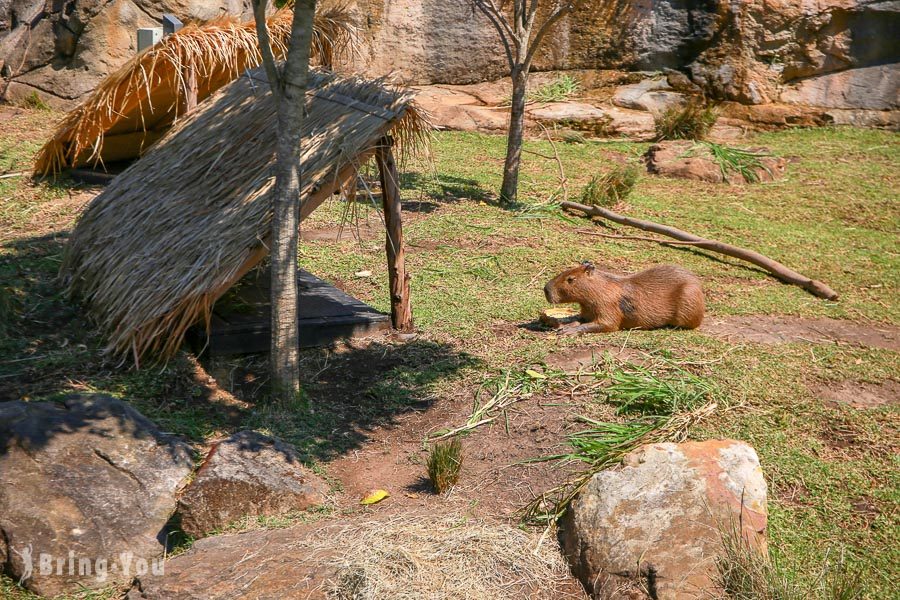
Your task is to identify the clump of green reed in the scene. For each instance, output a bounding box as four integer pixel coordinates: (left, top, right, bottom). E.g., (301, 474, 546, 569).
(580, 163, 639, 207)
(427, 437, 463, 493)
(654, 99, 718, 141)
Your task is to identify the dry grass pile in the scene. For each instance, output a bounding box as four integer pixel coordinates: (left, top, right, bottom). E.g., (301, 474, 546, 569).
(34, 6, 356, 175)
(61, 66, 428, 363)
(323, 515, 582, 599)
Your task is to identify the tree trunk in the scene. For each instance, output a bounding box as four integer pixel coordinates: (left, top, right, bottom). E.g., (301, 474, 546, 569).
(500, 68, 528, 204)
(269, 0, 317, 402)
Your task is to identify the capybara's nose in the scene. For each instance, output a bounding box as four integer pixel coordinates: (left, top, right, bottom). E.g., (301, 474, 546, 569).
(544, 282, 553, 303)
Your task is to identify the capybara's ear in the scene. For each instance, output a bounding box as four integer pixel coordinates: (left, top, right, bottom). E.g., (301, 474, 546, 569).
(581, 260, 595, 274)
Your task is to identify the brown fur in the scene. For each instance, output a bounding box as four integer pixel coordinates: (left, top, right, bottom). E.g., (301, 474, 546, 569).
(544, 262, 704, 334)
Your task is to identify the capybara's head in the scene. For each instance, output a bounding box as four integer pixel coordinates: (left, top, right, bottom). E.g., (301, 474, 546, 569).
(545, 261, 597, 304)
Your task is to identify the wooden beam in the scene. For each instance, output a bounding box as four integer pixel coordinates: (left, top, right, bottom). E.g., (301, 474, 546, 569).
(179, 64, 198, 117)
(375, 136, 413, 332)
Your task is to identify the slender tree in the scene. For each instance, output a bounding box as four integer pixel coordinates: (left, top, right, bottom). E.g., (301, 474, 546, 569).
(467, 0, 583, 203)
(251, 0, 318, 401)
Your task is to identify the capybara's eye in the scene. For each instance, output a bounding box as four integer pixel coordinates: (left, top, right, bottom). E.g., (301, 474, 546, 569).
(566, 277, 575, 284)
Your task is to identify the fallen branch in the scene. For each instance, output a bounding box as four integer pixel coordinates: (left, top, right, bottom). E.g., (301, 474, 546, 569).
(561, 200, 839, 300)
(575, 229, 709, 246)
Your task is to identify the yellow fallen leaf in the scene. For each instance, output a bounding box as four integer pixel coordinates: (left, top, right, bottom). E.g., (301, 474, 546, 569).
(360, 489, 390, 505)
(525, 369, 547, 379)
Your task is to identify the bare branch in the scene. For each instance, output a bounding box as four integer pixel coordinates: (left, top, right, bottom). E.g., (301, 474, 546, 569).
(470, 1, 516, 70)
(523, 2, 574, 70)
(250, 0, 283, 99)
(473, 0, 515, 41)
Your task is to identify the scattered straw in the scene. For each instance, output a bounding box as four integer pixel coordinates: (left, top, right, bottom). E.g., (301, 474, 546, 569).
(320, 514, 582, 599)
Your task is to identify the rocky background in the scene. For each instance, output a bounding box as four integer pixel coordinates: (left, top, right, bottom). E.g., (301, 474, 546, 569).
(1, 0, 898, 110)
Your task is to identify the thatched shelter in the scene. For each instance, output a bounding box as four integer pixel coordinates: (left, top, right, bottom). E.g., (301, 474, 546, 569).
(61, 66, 427, 363)
(33, 7, 355, 176)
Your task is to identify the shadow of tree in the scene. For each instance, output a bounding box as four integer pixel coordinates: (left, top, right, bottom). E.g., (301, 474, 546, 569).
(399, 171, 493, 210)
(1, 232, 478, 467)
(236, 339, 479, 463)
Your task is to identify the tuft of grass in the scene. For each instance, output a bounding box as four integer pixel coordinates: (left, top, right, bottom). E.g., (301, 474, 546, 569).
(560, 129, 586, 144)
(21, 92, 51, 111)
(579, 163, 639, 207)
(716, 523, 864, 600)
(704, 142, 774, 183)
(605, 363, 715, 415)
(504, 74, 581, 106)
(529, 74, 580, 103)
(427, 437, 463, 493)
(654, 99, 718, 140)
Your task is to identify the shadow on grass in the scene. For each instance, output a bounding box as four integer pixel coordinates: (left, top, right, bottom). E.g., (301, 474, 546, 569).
(1, 233, 478, 466)
(399, 171, 494, 211)
(233, 338, 479, 463)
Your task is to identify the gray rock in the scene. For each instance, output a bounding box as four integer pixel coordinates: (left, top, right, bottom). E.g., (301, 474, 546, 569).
(613, 79, 688, 113)
(780, 63, 900, 110)
(560, 440, 768, 600)
(0, 394, 194, 597)
(177, 430, 327, 537)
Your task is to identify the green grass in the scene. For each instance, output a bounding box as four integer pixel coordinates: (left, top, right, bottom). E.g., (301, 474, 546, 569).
(654, 100, 718, 140)
(1, 108, 897, 597)
(426, 437, 463, 493)
(579, 162, 639, 207)
(528, 74, 580, 104)
(704, 142, 774, 183)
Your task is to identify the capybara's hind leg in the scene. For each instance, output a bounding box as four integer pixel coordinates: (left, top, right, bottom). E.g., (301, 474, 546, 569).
(674, 283, 705, 329)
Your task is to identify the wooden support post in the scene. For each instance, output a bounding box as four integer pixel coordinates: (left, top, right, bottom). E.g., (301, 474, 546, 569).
(179, 64, 198, 117)
(375, 135, 413, 332)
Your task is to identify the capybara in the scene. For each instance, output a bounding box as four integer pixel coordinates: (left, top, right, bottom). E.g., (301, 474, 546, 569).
(544, 262, 704, 334)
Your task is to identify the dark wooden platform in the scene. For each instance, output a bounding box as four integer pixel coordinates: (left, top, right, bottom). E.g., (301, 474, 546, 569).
(192, 270, 390, 356)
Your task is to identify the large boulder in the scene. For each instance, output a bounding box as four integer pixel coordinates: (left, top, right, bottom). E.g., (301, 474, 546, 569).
(688, 0, 900, 106)
(0, 394, 194, 597)
(560, 440, 767, 600)
(780, 63, 900, 110)
(2, 0, 897, 110)
(176, 430, 327, 537)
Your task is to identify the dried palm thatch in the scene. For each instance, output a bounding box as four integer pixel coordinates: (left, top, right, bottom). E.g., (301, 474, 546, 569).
(33, 5, 357, 176)
(61, 66, 428, 364)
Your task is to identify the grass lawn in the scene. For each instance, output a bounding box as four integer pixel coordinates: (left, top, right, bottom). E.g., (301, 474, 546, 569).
(1, 106, 897, 598)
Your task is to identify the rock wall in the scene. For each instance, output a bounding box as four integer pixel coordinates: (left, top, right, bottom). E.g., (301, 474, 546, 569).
(335, 0, 900, 110)
(1, 0, 898, 110)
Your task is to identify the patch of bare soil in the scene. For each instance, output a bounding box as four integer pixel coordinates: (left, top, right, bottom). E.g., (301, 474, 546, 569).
(812, 379, 899, 410)
(701, 315, 900, 351)
(544, 344, 650, 371)
(327, 391, 583, 520)
(300, 222, 381, 242)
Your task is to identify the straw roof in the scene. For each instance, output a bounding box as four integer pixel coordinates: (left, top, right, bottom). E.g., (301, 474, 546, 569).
(61, 66, 428, 363)
(33, 6, 356, 175)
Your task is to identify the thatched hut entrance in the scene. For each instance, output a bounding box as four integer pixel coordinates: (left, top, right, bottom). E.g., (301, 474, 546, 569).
(60, 66, 427, 364)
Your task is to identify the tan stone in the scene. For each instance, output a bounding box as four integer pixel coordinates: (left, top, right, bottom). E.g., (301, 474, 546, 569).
(560, 440, 768, 600)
